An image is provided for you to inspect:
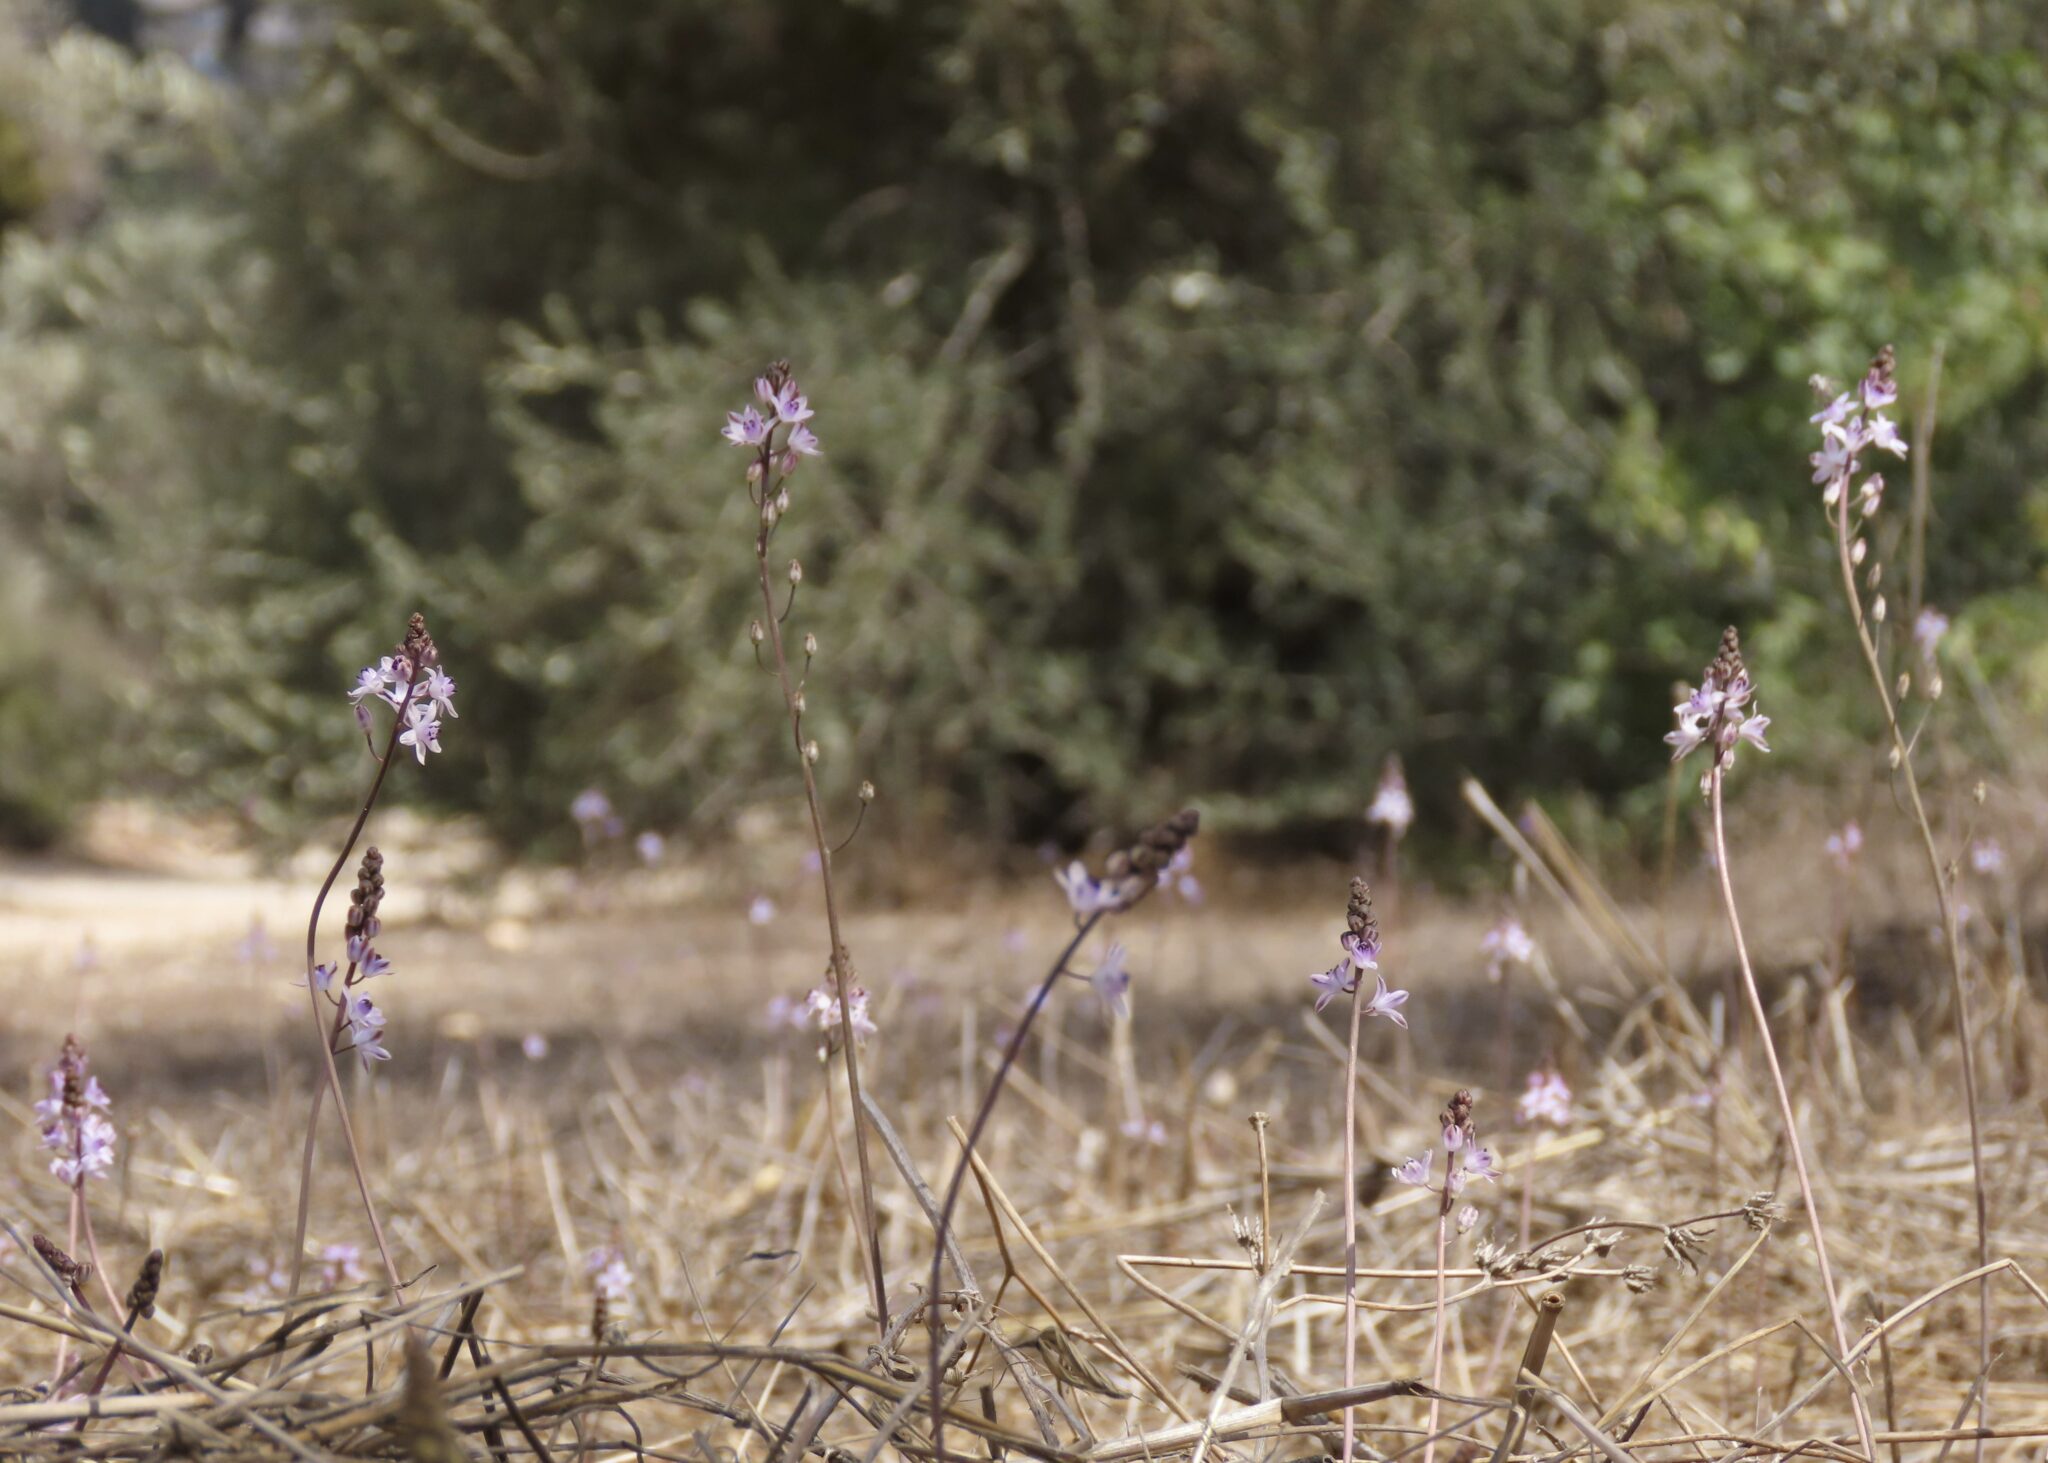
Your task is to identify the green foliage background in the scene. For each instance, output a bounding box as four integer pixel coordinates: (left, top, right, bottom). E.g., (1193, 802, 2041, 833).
(1, 0, 2045, 849)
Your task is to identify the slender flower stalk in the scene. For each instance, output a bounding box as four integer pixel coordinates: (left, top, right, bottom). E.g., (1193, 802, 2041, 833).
(927, 810, 1199, 1460)
(287, 613, 450, 1303)
(1671, 627, 1877, 1462)
(1392, 1090, 1496, 1463)
(726, 361, 889, 1337)
(1814, 348, 1989, 1442)
(1314, 878, 1407, 1463)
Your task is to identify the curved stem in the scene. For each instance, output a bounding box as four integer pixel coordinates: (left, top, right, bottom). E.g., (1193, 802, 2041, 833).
(1831, 487, 1990, 1435)
(928, 912, 1103, 1461)
(1709, 769, 1876, 1462)
(287, 686, 417, 1301)
(1340, 980, 1366, 1463)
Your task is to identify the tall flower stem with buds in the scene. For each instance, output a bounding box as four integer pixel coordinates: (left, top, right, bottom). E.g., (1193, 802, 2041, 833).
(728, 362, 888, 1337)
(286, 614, 452, 1301)
(1310, 879, 1406, 1463)
(1815, 347, 1989, 1426)
(1671, 627, 1876, 1461)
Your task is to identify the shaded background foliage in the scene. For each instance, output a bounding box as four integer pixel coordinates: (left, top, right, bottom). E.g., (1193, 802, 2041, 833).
(1, 0, 2046, 851)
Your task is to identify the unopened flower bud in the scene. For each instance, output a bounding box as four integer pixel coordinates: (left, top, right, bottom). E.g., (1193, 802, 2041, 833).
(775, 488, 791, 514)
(804, 740, 820, 765)
(1973, 780, 1987, 805)
(762, 501, 780, 529)
(1455, 1205, 1480, 1235)
(1888, 745, 1903, 769)
(858, 780, 876, 804)
(1850, 538, 1867, 566)
(749, 620, 765, 646)
(746, 459, 765, 484)
(788, 559, 803, 586)
(1872, 594, 1887, 623)
(1868, 563, 1882, 589)
(1929, 674, 1945, 699)
(803, 632, 818, 657)
(1896, 672, 1910, 699)
(793, 691, 806, 715)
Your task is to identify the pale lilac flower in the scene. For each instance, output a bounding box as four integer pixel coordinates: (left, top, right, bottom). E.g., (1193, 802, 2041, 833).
(1867, 414, 1907, 458)
(635, 831, 665, 865)
(305, 962, 339, 993)
(398, 702, 442, 764)
(1809, 433, 1855, 486)
(1481, 917, 1536, 980)
(1860, 360, 1898, 410)
(1441, 1122, 1465, 1152)
(1825, 821, 1863, 871)
(522, 1033, 550, 1061)
(1055, 860, 1122, 917)
(1970, 839, 2005, 876)
(356, 948, 392, 981)
(1308, 960, 1352, 1013)
(420, 666, 458, 719)
(571, 788, 614, 828)
(343, 995, 390, 1065)
(1119, 1117, 1168, 1145)
(1090, 944, 1132, 1018)
(348, 665, 388, 704)
(1448, 1144, 1500, 1194)
(1361, 973, 1409, 1029)
(1342, 928, 1381, 971)
(723, 406, 769, 448)
(1367, 757, 1414, 838)
(1809, 392, 1855, 429)
(1914, 608, 1949, 664)
(1517, 1069, 1573, 1128)
(319, 1244, 366, 1288)
(769, 382, 813, 425)
(587, 1246, 634, 1302)
(803, 982, 877, 1053)
(1392, 1153, 1433, 1188)
(748, 894, 777, 926)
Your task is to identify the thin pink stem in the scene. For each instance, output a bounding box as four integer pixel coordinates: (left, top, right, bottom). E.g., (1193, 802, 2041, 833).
(1340, 983, 1365, 1463)
(1709, 770, 1876, 1462)
(1831, 482, 1990, 1447)
(287, 677, 420, 1302)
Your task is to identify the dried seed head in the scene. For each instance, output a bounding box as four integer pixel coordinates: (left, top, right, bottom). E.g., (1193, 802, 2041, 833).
(127, 1249, 165, 1319)
(1346, 878, 1379, 947)
(402, 612, 438, 671)
(186, 1342, 214, 1367)
(1710, 626, 1745, 689)
(1624, 1265, 1659, 1294)
(32, 1234, 90, 1289)
(1442, 1089, 1475, 1133)
(1663, 1224, 1711, 1275)
(1742, 1192, 1785, 1231)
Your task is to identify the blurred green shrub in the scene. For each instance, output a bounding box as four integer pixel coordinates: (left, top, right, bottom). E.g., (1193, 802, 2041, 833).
(1, 2, 2045, 848)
